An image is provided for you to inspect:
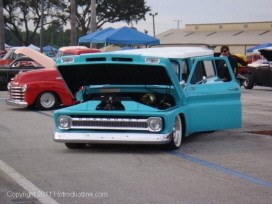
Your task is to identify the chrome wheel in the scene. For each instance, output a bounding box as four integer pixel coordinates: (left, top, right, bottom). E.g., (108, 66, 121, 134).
(36, 91, 58, 110)
(172, 115, 182, 147)
(165, 115, 183, 150)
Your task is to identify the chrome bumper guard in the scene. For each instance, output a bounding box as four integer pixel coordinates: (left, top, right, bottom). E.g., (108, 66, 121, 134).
(54, 132, 171, 144)
(6, 99, 28, 108)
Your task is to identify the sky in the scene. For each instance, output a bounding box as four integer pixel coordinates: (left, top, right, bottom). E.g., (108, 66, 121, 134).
(104, 0, 272, 35)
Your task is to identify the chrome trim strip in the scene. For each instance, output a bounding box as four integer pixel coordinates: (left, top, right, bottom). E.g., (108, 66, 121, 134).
(54, 132, 171, 144)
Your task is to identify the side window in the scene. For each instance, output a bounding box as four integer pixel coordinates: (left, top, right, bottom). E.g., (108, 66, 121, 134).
(190, 60, 216, 84)
(170, 61, 180, 79)
(190, 61, 204, 84)
(203, 60, 215, 78)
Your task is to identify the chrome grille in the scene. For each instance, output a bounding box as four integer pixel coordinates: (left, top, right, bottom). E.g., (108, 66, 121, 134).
(70, 117, 149, 131)
(10, 86, 25, 101)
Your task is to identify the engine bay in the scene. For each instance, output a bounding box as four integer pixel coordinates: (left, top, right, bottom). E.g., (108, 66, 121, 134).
(82, 92, 176, 110)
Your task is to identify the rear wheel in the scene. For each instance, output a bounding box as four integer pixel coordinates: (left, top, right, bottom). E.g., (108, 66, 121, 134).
(36, 91, 58, 110)
(165, 115, 183, 150)
(243, 74, 254, 89)
(65, 143, 86, 149)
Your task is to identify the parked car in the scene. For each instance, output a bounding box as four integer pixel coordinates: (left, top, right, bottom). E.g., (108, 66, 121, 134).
(7, 68, 75, 109)
(0, 56, 44, 90)
(61, 48, 100, 56)
(6, 48, 101, 110)
(0, 50, 7, 58)
(55, 46, 89, 58)
(52, 46, 242, 150)
(0, 47, 23, 66)
(244, 47, 272, 89)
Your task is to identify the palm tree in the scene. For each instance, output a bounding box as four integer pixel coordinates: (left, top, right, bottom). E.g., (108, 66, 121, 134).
(90, 0, 96, 33)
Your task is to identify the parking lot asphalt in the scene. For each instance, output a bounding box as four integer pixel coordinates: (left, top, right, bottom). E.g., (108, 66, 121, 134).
(0, 87, 271, 204)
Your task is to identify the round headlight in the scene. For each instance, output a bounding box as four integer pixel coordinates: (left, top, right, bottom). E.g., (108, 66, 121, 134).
(147, 117, 162, 132)
(58, 116, 72, 130)
(7, 82, 11, 90)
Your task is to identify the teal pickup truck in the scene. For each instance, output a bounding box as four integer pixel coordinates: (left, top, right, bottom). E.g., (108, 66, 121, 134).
(53, 46, 242, 150)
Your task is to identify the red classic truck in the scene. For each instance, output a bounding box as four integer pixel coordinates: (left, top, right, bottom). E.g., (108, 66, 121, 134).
(6, 47, 100, 110)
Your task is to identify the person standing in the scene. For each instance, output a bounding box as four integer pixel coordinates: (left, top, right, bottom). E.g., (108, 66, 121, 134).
(217, 45, 238, 82)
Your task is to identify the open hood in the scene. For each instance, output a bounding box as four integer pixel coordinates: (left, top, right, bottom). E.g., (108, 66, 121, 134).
(259, 47, 272, 61)
(15, 47, 56, 68)
(57, 63, 174, 96)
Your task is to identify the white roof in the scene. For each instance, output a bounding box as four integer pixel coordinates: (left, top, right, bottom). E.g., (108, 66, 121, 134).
(58, 46, 88, 52)
(115, 46, 214, 59)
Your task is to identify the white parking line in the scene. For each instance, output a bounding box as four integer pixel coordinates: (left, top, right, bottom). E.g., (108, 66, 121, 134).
(0, 159, 59, 204)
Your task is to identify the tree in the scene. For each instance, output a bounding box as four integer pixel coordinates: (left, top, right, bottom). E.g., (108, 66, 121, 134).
(3, 0, 150, 46)
(75, 0, 151, 35)
(3, 0, 68, 45)
(70, 0, 77, 45)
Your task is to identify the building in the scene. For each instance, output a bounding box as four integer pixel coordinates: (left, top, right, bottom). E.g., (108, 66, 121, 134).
(156, 21, 272, 55)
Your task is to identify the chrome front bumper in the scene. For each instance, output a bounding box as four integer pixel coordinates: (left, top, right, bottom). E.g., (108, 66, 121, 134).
(54, 132, 171, 144)
(6, 99, 28, 108)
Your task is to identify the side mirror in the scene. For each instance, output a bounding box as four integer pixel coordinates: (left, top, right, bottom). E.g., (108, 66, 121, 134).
(189, 76, 207, 90)
(202, 76, 207, 84)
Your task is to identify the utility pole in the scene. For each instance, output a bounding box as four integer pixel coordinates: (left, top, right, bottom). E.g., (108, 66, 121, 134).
(70, 0, 77, 45)
(90, 0, 97, 48)
(149, 12, 158, 37)
(174, 20, 182, 29)
(0, 0, 4, 51)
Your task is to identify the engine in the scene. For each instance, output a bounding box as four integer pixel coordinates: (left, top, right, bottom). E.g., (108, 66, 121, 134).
(83, 92, 175, 110)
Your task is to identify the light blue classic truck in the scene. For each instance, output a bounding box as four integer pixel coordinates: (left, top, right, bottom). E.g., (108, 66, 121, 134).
(53, 46, 242, 150)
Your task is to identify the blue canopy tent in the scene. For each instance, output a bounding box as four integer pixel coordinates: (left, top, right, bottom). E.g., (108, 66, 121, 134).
(78, 27, 115, 43)
(91, 26, 160, 45)
(246, 43, 272, 53)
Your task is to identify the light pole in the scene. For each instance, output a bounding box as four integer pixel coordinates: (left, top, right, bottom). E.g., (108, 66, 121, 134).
(90, 0, 97, 48)
(174, 20, 182, 29)
(149, 12, 158, 37)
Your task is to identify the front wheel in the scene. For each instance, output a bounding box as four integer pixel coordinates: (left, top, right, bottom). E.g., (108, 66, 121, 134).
(36, 91, 59, 110)
(243, 74, 254, 89)
(165, 115, 183, 150)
